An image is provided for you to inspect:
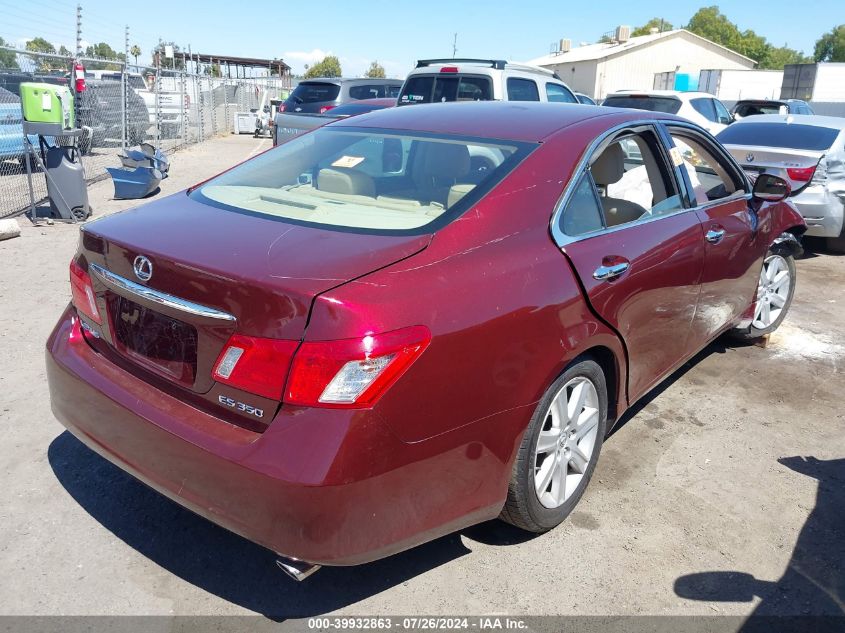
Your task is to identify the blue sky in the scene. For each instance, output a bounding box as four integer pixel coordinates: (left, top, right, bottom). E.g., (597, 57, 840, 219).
(0, 0, 838, 76)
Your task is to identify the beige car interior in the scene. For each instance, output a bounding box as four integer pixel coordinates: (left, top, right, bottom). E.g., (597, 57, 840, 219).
(201, 140, 492, 230)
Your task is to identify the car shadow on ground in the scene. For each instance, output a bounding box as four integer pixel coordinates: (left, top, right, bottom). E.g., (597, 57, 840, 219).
(673, 455, 845, 628)
(48, 430, 531, 619)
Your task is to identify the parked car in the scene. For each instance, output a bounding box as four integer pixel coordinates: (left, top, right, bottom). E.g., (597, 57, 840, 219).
(0, 87, 38, 167)
(76, 80, 150, 152)
(602, 90, 733, 134)
(48, 102, 804, 578)
(280, 78, 402, 115)
(575, 92, 597, 105)
(398, 58, 578, 106)
(273, 97, 396, 146)
(717, 114, 845, 250)
(732, 99, 815, 119)
(0, 71, 69, 97)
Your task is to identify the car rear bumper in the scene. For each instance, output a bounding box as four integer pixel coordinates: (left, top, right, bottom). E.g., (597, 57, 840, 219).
(794, 186, 844, 238)
(46, 306, 509, 565)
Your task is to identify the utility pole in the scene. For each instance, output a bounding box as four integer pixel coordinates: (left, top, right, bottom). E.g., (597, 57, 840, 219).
(122, 25, 129, 150)
(452, 33, 458, 58)
(75, 4, 82, 56)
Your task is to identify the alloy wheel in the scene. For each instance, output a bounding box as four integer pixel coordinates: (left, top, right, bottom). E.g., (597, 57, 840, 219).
(752, 254, 791, 330)
(533, 376, 600, 509)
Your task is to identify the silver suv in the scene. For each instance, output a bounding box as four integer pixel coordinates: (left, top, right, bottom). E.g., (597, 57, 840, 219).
(398, 58, 578, 106)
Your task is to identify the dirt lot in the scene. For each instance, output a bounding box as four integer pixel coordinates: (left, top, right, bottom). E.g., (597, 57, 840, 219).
(0, 133, 843, 621)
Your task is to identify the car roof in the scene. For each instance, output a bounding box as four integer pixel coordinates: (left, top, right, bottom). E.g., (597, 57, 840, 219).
(407, 60, 556, 78)
(299, 78, 402, 84)
(328, 100, 681, 142)
(727, 114, 845, 131)
(607, 90, 713, 100)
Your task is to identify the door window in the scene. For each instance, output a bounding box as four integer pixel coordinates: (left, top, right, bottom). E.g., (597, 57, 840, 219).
(667, 127, 746, 205)
(506, 78, 540, 101)
(587, 131, 683, 227)
(690, 97, 717, 122)
(713, 99, 733, 125)
(546, 82, 578, 103)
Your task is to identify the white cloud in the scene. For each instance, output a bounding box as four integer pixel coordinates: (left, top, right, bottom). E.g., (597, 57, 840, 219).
(281, 48, 333, 73)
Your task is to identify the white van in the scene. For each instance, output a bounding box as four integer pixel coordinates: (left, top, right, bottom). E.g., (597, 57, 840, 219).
(398, 58, 578, 106)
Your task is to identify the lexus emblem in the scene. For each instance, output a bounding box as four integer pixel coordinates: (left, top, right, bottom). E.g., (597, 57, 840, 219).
(133, 255, 153, 282)
(746, 153, 755, 163)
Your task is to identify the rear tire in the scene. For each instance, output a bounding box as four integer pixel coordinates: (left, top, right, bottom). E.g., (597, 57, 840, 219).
(731, 247, 796, 340)
(500, 358, 608, 533)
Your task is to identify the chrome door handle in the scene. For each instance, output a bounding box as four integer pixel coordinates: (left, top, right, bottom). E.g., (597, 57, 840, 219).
(593, 262, 630, 280)
(705, 228, 726, 244)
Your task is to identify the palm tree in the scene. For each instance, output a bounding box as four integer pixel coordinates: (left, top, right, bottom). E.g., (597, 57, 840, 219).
(130, 44, 141, 66)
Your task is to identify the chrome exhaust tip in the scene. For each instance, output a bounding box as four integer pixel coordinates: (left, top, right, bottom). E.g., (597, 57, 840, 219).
(276, 556, 321, 582)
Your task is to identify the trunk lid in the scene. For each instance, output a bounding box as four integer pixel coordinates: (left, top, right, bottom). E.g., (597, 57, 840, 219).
(78, 191, 431, 400)
(721, 143, 824, 193)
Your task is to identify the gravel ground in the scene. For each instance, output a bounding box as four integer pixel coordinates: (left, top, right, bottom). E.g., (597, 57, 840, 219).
(0, 133, 842, 621)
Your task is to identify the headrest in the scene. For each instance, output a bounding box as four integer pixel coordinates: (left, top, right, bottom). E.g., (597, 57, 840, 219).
(590, 143, 626, 186)
(447, 183, 476, 208)
(419, 142, 471, 180)
(317, 167, 376, 197)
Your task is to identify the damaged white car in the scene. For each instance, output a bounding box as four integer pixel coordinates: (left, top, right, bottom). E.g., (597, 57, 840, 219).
(717, 115, 845, 251)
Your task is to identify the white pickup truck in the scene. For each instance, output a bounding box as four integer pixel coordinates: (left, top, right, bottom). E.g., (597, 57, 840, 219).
(88, 70, 189, 138)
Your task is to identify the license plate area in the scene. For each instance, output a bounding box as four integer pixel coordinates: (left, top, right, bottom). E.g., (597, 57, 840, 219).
(111, 296, 198, 385)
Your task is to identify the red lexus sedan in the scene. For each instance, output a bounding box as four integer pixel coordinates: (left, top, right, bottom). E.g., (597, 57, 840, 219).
(47, 102, 804, 580)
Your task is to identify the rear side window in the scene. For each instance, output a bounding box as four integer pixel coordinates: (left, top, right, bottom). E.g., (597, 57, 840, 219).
(289, 82, 341, 104)
(733, 102, 785, 117)
(690, 98, 716, 122)
(602, 96, 681, 114)
(348, 84, 395, 100)
(546, 83, 577, 103)
(506, 78, 540, 102)
(399, 74, 492, 105)
(561, 173, 604, 236)
(716, 123, 840, 151)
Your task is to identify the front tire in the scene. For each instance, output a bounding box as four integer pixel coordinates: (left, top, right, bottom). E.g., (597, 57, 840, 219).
(732, 248, 796, 340)
(501, 358, 608, 533)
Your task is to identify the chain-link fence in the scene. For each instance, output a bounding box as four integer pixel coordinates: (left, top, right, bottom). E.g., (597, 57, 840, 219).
(0, 45, 289, 219)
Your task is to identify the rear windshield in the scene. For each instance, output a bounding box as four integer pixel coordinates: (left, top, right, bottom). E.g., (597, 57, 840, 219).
(289, 82, 341, 104)
(717, 123, 841, 151)
(602, 96, 682, 114)
(190, 127, 532, 233)
(399, 74, 493, 105)
(733, 102, 786, 117)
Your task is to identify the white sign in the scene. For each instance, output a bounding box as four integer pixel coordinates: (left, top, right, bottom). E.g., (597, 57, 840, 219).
(164, 45, 174, 59)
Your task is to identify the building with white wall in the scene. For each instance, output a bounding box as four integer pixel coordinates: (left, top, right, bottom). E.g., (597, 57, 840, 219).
(526, 28, 755, 100)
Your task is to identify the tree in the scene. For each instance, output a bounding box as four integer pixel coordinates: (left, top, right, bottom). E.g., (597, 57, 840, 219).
(631, 18, 673, 37)
(58, 45, 71, 57)
(130, 44, 141, 66)
(83, 42, 124, 70)
(686, 6, 743, 53)
(25, 37, 56, 71)
(25, 37, 55, 54)
(0, 37, 19, 70)
(152, 41, 185, 69)
(365, 60, 385, 78)
(304, 55, 341, 78)
(686, 6, 810, 69)
(814, 25, 845, 62)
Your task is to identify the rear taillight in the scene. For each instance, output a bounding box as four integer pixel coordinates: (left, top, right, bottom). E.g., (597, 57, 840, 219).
(285, 326, 431, 408)
(787, 166, 816, 182)
(319, 105, 336, 114)
(278, 103, 286, 112)
(212, 334, 298, 400)
(69, 259, 100, 324)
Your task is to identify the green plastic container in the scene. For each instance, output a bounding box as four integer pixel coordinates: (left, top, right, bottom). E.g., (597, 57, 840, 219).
(20, 82, 74, 129)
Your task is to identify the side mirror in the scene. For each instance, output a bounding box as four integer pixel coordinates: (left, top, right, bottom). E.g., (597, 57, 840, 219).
(752, 173, 791, 203)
